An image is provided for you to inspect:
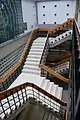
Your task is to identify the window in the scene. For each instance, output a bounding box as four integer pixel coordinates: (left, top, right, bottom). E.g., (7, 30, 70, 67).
(54, 5, 57, 7)
(66, 13, 69, 16)
(43, 6, 45, 8)
(54, 22, 56, 24)
(67, 4, 69, 7)
(43, 22, 45, 24)
(54, 13, 57, 16)
(43, 14, 45, 16)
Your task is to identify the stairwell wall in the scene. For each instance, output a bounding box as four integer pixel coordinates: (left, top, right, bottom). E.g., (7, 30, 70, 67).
(37, 0, 76, 25)
(21, 0, 37, 31)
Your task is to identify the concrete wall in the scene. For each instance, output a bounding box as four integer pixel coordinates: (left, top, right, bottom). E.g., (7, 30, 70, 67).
(21, 0, 37, 31)
(37, 0, 76, 24)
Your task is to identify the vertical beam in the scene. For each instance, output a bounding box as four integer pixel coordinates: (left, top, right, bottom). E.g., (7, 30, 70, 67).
(75, 0, 80, 26)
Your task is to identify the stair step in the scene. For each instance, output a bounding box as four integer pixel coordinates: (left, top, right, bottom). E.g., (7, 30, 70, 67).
(29, 51, 42, 56)
(32, 43, 44, 46)
(40, 80, 50, 103)
(26, 58, 40, 62)
(55, 87, 63, 100)
(28, 54, 41, 59)
(35, 37, 46, 41)
(25, 61, 38, 66)
(31, 46, 44, 49)
(22, 68, 40, 75)
(55, 87, 63, 112)
(30, 48, 43, 52)
(30, 46, 43, 50)
(23, 65, 40, 71)
(33, 40, 45, 43)
(45, 81, 51, 92)
(29, 50, 42, 54)
(41, 80, 50, 90)
(50, 84, 58, 95)
(40, 79, 45, 88)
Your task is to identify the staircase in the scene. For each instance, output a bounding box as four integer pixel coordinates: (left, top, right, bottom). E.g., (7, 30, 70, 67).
(49, 30, 72, 48)
(0, 19, 74, 120)
(22, 37, 47, 75)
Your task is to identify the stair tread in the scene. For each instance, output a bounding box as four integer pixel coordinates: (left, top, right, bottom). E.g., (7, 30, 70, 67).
(22, 69, 40, 75)
(45, 81, 50, 91)
(25, 61, 38, 66)
(42, 80, 50, 90)
(32, 43, 45, 46)
(26, 57, 40, 61)
(30, 49, 43, 52)
(29, 51, 42, 54)
(26, 60, 40, 63)
(22, 68, 40, 72)
(25, 60, 39, 64)
(55, 87, 63, 99)
(50, 84, 58, 95)
(31, 46, 44, 48)
(23, 65, 40, 70)
(29, 51, 42, 55)
(28, 55, 41, 58)
(33, 40, 46, 43)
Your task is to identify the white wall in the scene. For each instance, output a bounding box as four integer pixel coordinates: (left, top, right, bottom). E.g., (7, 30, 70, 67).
(37, 0, 76, 24)
(21, 0, 37, 31)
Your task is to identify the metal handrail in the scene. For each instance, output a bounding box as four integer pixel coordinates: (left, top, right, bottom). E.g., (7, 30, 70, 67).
(39, 64, 70, 83)
(0, 82, 67, 119)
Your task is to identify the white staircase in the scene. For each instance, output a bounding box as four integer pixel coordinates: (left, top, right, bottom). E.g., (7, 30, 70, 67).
(10, 36, 63, 103)
(0, 37, 64, 119)
(22, 37, 47, 75)
(49, 30, 72, 47)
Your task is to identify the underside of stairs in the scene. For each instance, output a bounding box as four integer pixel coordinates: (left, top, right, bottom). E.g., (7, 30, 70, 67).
(13, 98, 64, 120)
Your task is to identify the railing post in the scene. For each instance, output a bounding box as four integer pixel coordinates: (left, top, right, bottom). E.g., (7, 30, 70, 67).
(0, 101, 7, 119)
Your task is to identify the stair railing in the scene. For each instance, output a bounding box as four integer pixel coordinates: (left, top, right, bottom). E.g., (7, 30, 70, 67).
(48, 18, 73, 34)
(0, 44, 25, 77)
(39, 64, 70, 83)
(0, 82, 67, 120)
